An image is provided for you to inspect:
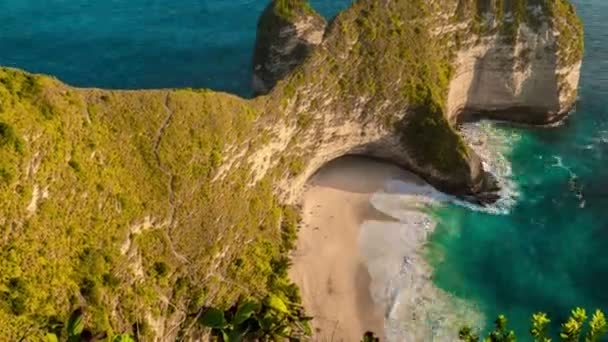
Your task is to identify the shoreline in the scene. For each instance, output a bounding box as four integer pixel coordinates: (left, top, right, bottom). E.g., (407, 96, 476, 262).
(289, 156, 415, 341)
(289, 156, 483, 341)
(289, 121, 510, 340)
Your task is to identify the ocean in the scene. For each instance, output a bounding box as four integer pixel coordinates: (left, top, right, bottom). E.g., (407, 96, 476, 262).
(1, 0, 606, 340)
(427, 0, 608, 337)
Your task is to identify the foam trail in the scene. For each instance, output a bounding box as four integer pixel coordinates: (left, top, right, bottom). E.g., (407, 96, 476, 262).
(361, 193, 485, 341)
(551, 156, 586, 208)
(459, 121, 520, 214)
(359, 121, 519, 340)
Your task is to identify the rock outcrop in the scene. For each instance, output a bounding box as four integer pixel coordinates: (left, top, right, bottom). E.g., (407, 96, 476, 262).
(446, 0, 584, 124)
(0, 0, 583, 339)
(252, 0, 326, 94)
(252, 0, 583, 201)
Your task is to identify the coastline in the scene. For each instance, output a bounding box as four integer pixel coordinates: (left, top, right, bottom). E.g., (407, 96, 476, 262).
(289, 156, 483, 341)
(289, 156, 406, 341)
(290, 121, 513, 340)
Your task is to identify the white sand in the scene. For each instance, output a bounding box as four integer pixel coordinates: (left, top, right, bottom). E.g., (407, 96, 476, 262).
(289, 156, 422, 341)
(290, 156, 486, 341)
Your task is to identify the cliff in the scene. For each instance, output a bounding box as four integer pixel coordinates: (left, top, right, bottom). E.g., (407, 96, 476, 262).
(252, 0, 326, 94)
(0, 0, 582, 339)
(446, 0, 584, 124)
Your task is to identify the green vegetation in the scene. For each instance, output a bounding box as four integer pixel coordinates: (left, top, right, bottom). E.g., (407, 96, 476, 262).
(458, 0, 583, 50)
(361, 331, 380, 342)
(0, 0, 584, 339)
(459, 309, 607, 342)
(546, 0, 585, 67)
(199, 296, 311, 341)
(45, 309, 134, 342)
(272, 0, 313, 20)
(0, 67, 303, 339)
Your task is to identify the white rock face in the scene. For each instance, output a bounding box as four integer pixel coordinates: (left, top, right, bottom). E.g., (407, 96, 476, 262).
(447, 23, 581, 124)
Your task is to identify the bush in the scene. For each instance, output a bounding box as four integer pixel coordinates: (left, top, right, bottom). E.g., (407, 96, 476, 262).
(459, 308, 607, 342)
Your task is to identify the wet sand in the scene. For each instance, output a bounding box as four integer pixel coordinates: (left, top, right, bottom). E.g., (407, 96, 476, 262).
(289, 156, 420, 341)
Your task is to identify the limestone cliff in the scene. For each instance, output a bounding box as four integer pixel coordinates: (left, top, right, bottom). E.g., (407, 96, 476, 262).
(252, 0, 326, 94)
(446, 0, 584, 124)
(0, 0, 583, 339)
(253, 0, 582, 201)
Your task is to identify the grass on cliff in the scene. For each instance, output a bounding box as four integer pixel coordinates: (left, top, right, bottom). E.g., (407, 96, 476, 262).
(271, 0, 473, 181)
(547, 0, 584, 67)
(0, 67, 303, 340)
(272, 0, 314, 20)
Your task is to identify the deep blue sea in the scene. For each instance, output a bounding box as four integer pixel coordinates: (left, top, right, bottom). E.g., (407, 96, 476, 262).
(1, 0, 606, 339)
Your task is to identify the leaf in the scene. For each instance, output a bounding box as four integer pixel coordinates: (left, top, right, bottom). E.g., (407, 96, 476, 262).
(587, 309, 608, 342)
(259, 312, 274, 331)
(221, 330, 230, 342)
(234, 300, 259, 325)
(266, 295, 289, 314)
(200, 308, 227, 329)
(113, 334, 136, 342)
(225, 328, 248, 342)
(45, 333, 59, 342)
(67, 309, 84, 337)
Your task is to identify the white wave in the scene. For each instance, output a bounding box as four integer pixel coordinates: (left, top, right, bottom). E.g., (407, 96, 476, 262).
(359, 121, 520, 340)
(551, 155, 585, 207)
(459, 121, 520, 214)
(597, 130, 608, 144)
(362, 187, 484, 341)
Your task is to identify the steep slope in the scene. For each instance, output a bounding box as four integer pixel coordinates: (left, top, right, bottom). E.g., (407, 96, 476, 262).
(0, 0, 583, 339)
(252, 0, 327, 94)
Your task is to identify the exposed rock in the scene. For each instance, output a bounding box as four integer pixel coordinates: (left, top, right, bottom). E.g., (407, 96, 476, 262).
(252, 0, 326, 94)
(446, 1, 583, 124)
(251, 0, 583, 200)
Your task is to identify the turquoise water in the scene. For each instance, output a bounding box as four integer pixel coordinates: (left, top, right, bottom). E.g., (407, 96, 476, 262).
(1, 0, 607, 339)
(429, 0, 608, 336)
(0, 0, 349, 96)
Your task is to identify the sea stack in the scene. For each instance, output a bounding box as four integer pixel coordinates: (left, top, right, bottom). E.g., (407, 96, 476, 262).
(252, 0, 326, 94)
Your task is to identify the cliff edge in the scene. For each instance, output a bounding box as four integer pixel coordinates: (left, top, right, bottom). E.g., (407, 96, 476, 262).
(0, 0, 582, 339)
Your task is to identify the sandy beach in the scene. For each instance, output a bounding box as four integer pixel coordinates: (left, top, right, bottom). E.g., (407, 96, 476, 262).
(289, 155, 487, 341)
(289, 156, 421, 341)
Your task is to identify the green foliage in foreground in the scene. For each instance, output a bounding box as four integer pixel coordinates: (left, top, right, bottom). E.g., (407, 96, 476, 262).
(459, 308, 607, 342)
(45, 309, 134, 342)
(199, 295, 311, 341)
(361, 331, 380, 342)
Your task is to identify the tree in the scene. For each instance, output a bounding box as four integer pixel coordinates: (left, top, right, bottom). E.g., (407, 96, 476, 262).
(458, 308, 607, 342)
(199, 296, 312, 342)
(45, 309, 135, 342)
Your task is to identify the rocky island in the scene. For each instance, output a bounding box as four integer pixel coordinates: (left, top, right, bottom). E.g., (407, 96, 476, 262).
(0, 0, 582, 339)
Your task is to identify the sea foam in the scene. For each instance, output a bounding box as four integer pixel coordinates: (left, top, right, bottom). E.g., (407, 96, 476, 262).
(359, 121, 517, 341)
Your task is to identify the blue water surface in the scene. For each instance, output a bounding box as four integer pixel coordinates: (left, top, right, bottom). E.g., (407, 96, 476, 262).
(0, 0, 350, 96)
(428, 0, 608, 337)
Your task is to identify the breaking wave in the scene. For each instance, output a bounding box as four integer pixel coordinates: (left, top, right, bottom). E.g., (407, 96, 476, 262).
(359, 121, 517, 341)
